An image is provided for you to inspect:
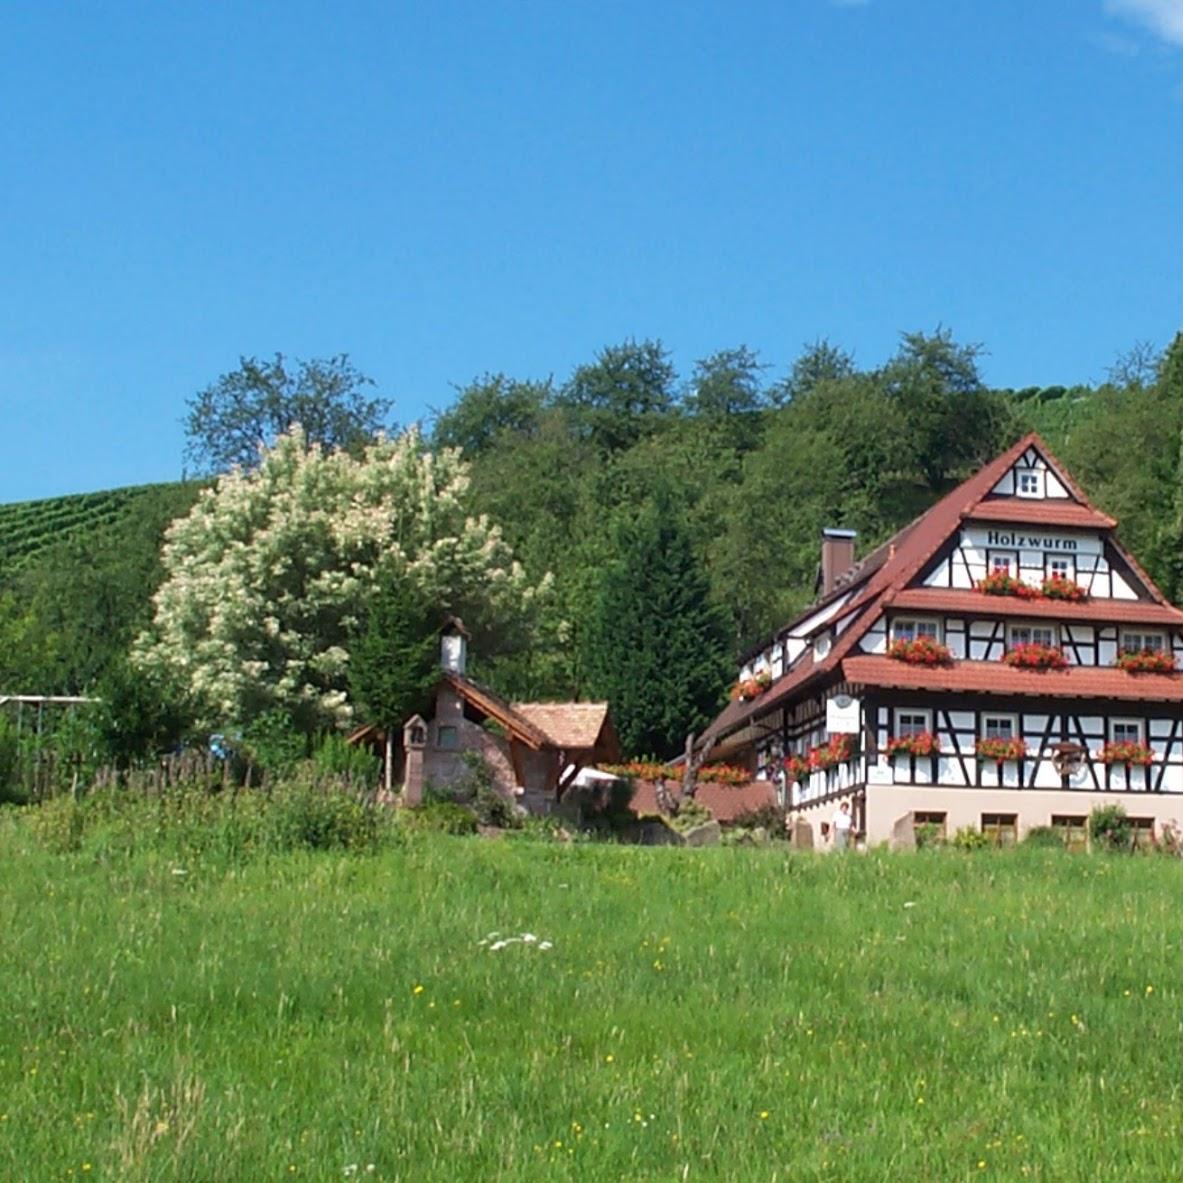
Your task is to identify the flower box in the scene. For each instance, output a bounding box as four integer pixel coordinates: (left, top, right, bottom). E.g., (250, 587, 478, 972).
(1003, 642, 1068, 671)
(1040, 574, 1088, 602)
(601, 761, 749, 785)
(1098, 742, 1154, 767)
(885, 731, 940, 758)
(808, 734, 854, 771)
(729, 670, 772, 702)
(976, 571, 1041, 599)
(975, 736, 1028, 763)
(784, 754, 811, 783)
(1115, 649, 1177, 674)
(887, 636, 953, 666)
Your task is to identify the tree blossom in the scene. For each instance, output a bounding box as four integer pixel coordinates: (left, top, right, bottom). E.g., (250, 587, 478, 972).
(134, 426, 546, 730)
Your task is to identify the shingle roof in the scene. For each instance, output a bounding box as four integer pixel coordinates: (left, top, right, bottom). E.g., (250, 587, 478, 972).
(888, 588, 1183, 626)
(843, 655, 1183, 702)
(513, 702, 611, 750)
(700, 433, 1180, 748)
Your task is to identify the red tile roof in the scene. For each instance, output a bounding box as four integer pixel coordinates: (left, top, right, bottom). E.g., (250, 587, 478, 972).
(966, 499, 1116, 529)
(842, 655, 1183, 702)
(889, 587, 1183, 626)
(629, 779, 778, 822)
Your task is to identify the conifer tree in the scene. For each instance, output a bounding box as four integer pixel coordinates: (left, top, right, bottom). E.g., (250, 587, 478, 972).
(581, 492, 731, 758)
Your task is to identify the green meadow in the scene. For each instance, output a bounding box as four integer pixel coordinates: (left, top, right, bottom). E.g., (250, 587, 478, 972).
(3, 816, 1183, 1182)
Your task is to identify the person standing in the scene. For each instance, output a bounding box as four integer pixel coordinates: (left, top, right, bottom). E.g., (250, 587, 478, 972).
(832, 800, 853, 850)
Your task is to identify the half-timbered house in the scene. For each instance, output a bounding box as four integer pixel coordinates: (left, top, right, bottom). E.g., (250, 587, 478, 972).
(697, 433, 1183, 847)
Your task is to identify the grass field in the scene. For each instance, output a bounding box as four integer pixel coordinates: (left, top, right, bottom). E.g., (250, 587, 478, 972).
(3, 817, 1183, 1181)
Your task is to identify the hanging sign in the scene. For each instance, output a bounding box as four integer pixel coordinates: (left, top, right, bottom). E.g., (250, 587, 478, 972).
(826, 693, 861, 734)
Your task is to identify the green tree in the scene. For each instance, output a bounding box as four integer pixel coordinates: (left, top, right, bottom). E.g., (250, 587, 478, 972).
(881, 329, 1013, 489)
(348, 580, 440, 789)
(581, 492, 731, 758)
(771, 339, 855, 405)
(558, 339, 676, 452)
(431, 374, 549, 455)
(184, 353, 392, 474)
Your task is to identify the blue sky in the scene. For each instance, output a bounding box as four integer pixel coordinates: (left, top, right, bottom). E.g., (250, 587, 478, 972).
(2, 0, 1181, 501)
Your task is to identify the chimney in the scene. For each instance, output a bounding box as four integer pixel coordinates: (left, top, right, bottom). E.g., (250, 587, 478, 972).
(439, 616, 469, 674)
(820, 528, 857, 596)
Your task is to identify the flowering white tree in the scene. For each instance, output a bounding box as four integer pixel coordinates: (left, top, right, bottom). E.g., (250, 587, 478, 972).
(134, 426, 546, 731)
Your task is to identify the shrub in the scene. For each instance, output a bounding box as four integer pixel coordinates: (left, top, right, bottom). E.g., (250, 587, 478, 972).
(1089, 804, 1132, 852)
(399, 800, 478, 836)
(1023, 825, 1065, 849)
(914, 821, 944, 849)
(731, 802, 787, 834)
(668, 797, 713, 834)
(950, 825, 992, 852)
(312, 734, 381, 788)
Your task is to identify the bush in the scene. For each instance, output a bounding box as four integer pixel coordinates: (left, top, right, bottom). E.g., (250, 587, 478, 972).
(950, 825, 992, 852)
(312, 733, 381, 789)
(731, 802, 787, 835)
(1023, 825, 1065, 850)
(668, 797, 713, 834)
(914, 821, 944, 850)
(1089, 804, 1132, 852)
(399, 800, 478, 836)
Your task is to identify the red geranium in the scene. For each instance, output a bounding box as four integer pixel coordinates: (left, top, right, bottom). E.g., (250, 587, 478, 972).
(976, 571, 1041, 599)
(1004, 643, 1068, 671)
(887, 636, 953, 666)
(975, 736, 1028, 763)
(885, 731, 940, 757)
(1115, 649, 1177, 674)
(808, 734, 854, 770)
(784, 754, 811, 783)
(1040, 574, 1088, 602)
(1098, 742, 1154, 767)
(729, 670, 773, 702)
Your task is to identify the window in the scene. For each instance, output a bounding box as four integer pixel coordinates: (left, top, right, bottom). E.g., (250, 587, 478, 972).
(436, 724, 459, 750)
(894, 709, 931, 737)
(1110, 719, 1144, 745)
(1017, 471, 1042, 497)
(1051, 815, 1088, 852)
(1129, 817, 1155, 851)
(989, 551, 1018, 576)
(892, 618, 941, 643)
(982, 713, 1017, 740)
(981, 813, 1018, 847)
(1120, 630, 1165, 653)
(1008, 622, 1058, 648)
(1046, 555, 1075, 581)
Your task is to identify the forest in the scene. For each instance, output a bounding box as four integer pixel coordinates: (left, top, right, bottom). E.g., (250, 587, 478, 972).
(1, 328, 1181, 771)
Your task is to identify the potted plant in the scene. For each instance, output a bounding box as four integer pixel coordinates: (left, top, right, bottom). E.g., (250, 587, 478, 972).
(1114, 649, 1177, 674)
(1003, 642, 1069, 671)
(784, 753, 811, 783)
(1039, 574, 1088, 602)
(1098, 741, 1154, 767)
(808, 734, 854, 770)
(885, 731, 940, 758)
(729, 670, 773, 702)
(887, 636, 954, 666)
(975, 571, 1040, 599)
(975, 736, 1028, 764)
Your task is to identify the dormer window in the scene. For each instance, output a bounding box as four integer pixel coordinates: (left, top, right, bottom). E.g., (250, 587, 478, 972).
(892, 618, 941, 643)
(1008, 622, 1058, 648)
(1120, 630, 1165, 653)
(1017, 471, 1042, 498)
